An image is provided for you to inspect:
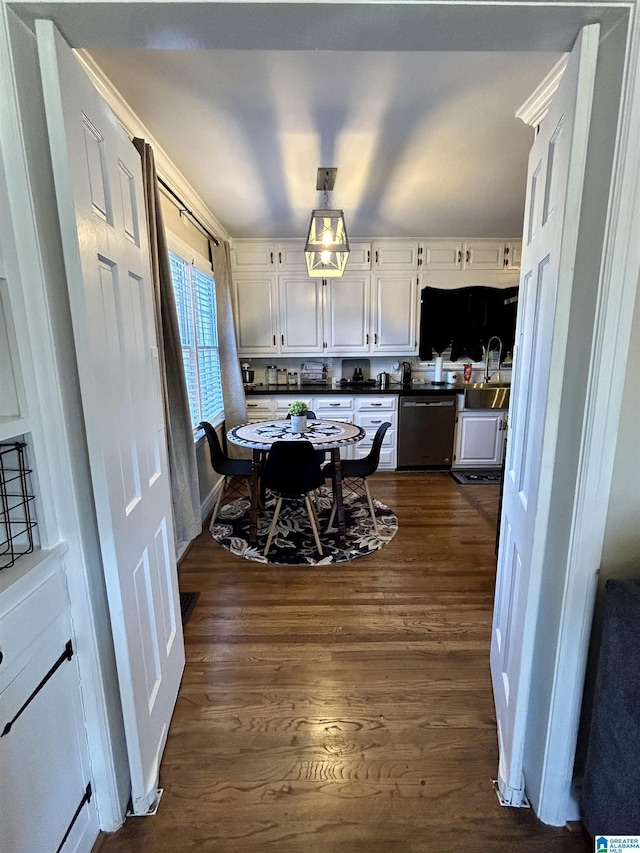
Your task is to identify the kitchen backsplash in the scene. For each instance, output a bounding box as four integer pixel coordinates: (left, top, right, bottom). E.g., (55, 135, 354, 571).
(244, 356, 511, 387)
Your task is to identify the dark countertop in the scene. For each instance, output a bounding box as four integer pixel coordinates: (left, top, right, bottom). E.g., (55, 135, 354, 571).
(245, 383, 461, 397)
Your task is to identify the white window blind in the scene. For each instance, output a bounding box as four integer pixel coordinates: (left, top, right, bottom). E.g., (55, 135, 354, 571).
(168, 243, 224, 430)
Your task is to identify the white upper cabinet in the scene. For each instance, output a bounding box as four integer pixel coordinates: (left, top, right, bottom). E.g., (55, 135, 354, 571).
(231, 241, 277, 272)
(422, 239, 521, 272)
(232, 274, 279, 354)
(345, 241, 372, 270)
(277, 241, 307, 271)
(465, 240, 507, 270)
(504, 240, 522, 270)
(422, 240, 463, 271)
(324, 276, 371, 353)
(279, 276, 324, 352)
(372, 241, 419, 270)
(372, 274, 419, 353)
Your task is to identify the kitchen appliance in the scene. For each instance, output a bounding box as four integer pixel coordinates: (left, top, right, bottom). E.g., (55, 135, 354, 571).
(397, 395, 457, 469)
(241, 368, 255, 384)
(401, 362, 412, 385)
(377, 372, 391, 389)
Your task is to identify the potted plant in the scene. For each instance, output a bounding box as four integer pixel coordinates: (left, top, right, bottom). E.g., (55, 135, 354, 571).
(288, 400, 309, 432)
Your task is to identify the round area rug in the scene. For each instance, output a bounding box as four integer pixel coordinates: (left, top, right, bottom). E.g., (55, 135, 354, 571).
(209, 486, 398, 565)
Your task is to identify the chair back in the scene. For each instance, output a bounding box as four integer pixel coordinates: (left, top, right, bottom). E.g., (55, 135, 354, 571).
(357, 421, 392, 477)
(199, 421, 226, 472)
(262, 441, 325, 495)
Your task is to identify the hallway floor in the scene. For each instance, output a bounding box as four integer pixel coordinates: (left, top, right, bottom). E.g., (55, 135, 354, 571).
(96, 472, 592, 852)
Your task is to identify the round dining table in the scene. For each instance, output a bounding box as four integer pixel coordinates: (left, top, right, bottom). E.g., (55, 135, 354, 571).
(227, 419, 366, 545)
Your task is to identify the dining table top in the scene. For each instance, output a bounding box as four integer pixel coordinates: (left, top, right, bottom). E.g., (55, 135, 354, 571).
(227, 419, 366, 451)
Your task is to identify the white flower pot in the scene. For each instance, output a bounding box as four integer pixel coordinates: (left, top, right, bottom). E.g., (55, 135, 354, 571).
(290, 414, 307, 432)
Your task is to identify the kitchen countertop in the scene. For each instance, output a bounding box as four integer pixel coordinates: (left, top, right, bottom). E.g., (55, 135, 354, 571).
(244, 383, 462, 396)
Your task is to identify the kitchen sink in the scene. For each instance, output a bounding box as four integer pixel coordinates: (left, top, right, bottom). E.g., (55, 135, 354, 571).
(463, 383, 511, 409)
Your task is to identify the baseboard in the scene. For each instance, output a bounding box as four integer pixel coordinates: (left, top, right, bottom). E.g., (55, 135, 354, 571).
(201, 478, 223, 524)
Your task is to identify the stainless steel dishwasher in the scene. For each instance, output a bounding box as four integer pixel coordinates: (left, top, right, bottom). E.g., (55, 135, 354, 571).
(397, 395, 457, 469)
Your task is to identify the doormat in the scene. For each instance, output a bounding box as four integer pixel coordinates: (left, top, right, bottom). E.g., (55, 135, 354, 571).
(209, 486, 398, 565)
(450, 469, 503, 485)
(180, 591, 200, 627)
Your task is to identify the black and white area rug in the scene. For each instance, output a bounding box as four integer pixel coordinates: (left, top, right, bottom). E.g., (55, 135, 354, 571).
(450, 469, 503, 485)
(209, 486, 398, 565)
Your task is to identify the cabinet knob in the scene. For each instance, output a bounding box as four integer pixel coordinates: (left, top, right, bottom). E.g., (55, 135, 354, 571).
(457, 249, 462, 264)
(270, 252, 274, 264)
(466, 249, 470, 264)
(375, 250, 379, 264)
(366, 333, 369, 345)
(281, 335, 284, 345)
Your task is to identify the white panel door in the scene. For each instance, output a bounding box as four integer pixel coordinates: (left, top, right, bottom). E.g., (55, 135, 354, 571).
(490, 25, 599, 807)
(36, 21, 184, 815)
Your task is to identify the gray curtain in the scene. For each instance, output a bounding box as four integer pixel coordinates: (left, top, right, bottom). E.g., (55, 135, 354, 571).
(211, 240, 248, 457)
(133, 138, 202, 550)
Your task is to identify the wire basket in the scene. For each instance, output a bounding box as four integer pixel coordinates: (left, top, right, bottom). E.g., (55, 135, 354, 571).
(0, 442, 37, 570)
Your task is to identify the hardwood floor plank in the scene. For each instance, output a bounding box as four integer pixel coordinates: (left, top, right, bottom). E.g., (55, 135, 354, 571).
(97, 473, 591, 853)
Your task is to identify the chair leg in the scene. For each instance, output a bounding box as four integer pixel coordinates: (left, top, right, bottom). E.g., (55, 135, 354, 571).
(363, 479, 379, 535)
(326, 499, 337, 532)
(210, 476, 227, 525)
(305, 495, 323, 556)
(264, 496, 283, 556)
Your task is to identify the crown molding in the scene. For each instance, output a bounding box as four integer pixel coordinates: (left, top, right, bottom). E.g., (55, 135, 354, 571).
(516, 53, 569, 128)
(76, 49, 229, 243)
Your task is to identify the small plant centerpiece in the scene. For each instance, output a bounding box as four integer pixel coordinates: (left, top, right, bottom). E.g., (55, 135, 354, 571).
(288, 400, 309, 433)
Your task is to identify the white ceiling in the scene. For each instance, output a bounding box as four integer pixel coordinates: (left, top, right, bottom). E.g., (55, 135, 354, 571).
(16, 0, 615, 242)
(88, 47, 561, 239)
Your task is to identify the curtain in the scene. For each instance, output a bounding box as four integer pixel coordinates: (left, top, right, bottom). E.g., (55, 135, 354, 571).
(133, 138, 202, 550)
(211, 240, 249, 458)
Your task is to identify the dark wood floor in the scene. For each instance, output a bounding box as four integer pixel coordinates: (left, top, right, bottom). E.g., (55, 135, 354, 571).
(97, 472, 592, 852)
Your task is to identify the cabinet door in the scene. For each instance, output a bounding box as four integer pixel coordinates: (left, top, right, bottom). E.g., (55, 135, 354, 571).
(277, 241, 307, 271)
(422, 240, 462, 271)
(231, 241, 276, 272)
(505, 240, 522, 270)
(279, 276, 324, 353)
(372, 241, 419, 270)
(372, 275, 419, 354)
(345, 242, 372, 270)
(464, 240, 507, 271)
(233, 275, 278, 355)
(324, 276, 371, 353)
(453, 411, 506, 468)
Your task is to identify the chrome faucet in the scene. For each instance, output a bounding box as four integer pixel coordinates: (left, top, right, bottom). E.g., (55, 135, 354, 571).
(484, 336, 503, 383)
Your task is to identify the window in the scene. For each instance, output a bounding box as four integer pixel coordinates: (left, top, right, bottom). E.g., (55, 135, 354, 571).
(168, 237, 224, 430)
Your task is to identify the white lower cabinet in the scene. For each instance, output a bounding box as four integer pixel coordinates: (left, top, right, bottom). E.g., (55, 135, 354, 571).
(0, 549, 97, 853)
(353, 396, 398, 470)
(245, 394, 399, 469)
(245, 396, 275, 423)
(453, 410, 508, 468)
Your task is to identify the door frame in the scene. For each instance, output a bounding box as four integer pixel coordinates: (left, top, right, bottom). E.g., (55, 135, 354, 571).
(1, 0, 639, 831)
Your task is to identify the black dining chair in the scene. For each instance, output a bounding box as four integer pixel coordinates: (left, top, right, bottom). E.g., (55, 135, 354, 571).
(261, 440, 326, 557)
(324, 421, 391, 535)
(200, 421, 253, 524)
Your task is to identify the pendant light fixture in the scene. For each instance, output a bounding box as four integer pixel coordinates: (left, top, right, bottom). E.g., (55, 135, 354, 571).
(305, 167, 350, 277)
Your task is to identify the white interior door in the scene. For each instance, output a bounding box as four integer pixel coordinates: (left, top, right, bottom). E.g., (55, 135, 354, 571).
(491, 25, 599, 807)
(36, 21, 185, 815)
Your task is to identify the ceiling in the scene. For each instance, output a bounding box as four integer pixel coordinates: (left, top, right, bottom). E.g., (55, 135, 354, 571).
(88, 47, 561, 240)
